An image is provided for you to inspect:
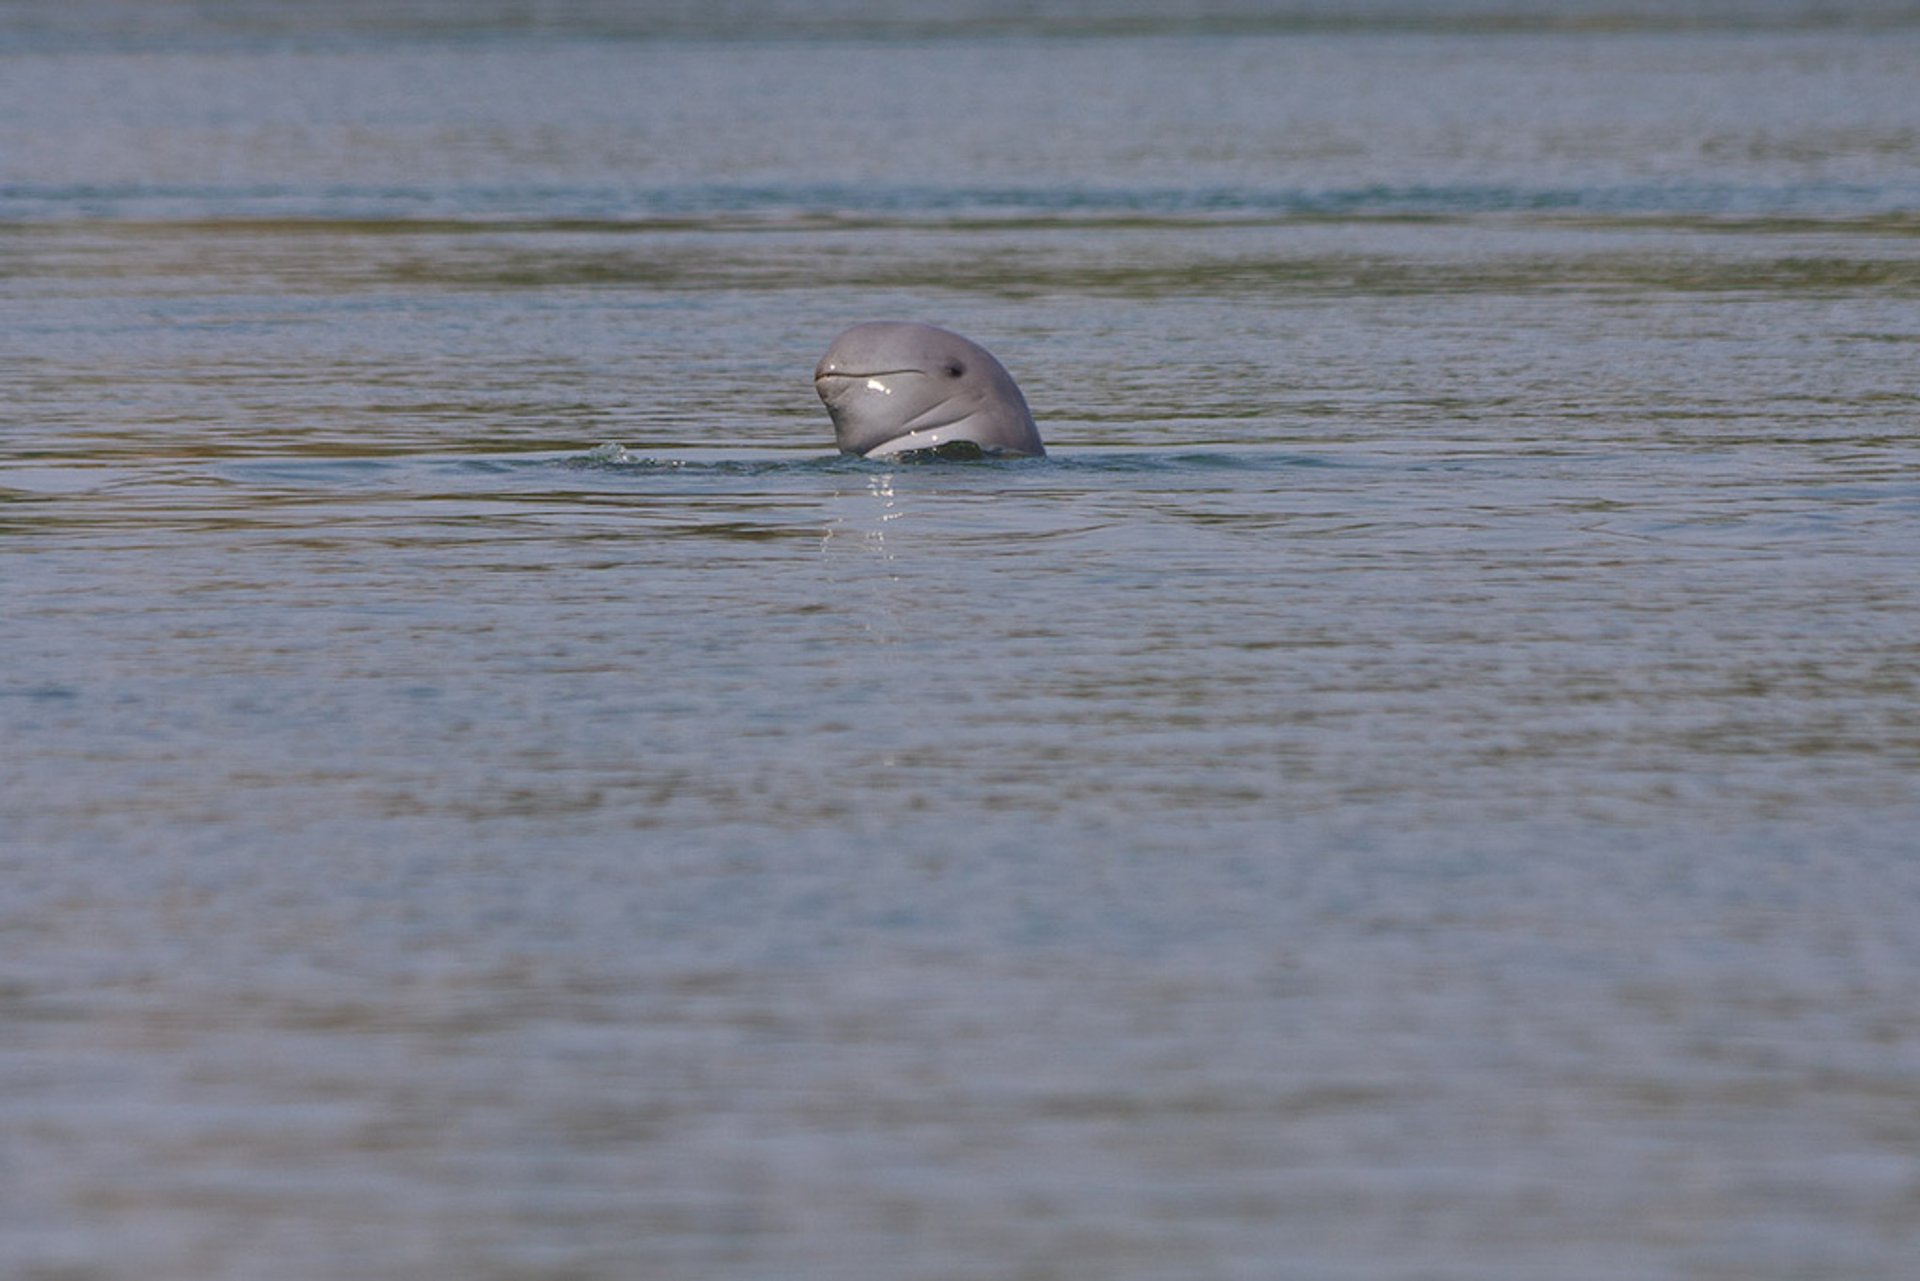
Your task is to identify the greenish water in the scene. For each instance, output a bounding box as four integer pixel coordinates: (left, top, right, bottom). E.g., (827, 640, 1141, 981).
(5, 4, 1920, 1279)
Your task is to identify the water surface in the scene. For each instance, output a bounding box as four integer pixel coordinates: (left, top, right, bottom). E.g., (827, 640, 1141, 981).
(5, 4, 1920, 1278)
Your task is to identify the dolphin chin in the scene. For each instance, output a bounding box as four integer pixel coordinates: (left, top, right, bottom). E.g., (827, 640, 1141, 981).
(813, 322, 1045, 458)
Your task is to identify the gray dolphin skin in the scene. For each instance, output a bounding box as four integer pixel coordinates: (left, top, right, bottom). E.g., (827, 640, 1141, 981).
(813, 322, 1045, 458)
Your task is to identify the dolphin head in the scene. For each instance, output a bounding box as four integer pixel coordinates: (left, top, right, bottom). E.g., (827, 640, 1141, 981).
(813, 321, 1045, 458)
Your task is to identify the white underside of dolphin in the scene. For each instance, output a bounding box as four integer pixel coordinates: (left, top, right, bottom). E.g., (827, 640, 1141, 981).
(813, 322, 1045, 458)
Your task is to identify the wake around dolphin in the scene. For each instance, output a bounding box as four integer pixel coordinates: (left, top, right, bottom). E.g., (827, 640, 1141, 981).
(813, 322, 1045, 459)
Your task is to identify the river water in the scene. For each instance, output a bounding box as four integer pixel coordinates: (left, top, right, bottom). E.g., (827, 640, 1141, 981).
(5, 3, 1920, 1278)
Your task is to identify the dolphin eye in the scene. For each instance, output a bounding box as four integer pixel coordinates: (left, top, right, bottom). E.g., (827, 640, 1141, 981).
(944, 361, 966, 378)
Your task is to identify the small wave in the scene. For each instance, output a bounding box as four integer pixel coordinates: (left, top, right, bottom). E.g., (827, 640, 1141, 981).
(560, 443, 858, 477)
(560, 442, 1342, 477)
(189, 444, 1361, 500)
(12, 181, 1916, 231)
(1049, 448, 1341, 474)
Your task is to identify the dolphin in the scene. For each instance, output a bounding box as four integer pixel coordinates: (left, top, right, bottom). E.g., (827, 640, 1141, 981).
(813, 322, 1045, 458)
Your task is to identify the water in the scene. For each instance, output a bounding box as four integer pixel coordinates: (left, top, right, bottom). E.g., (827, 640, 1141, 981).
(5, 3, 1920, 1278)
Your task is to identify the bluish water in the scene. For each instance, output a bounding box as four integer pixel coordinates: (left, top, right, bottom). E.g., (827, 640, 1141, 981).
(5, 4, 1920, 1279)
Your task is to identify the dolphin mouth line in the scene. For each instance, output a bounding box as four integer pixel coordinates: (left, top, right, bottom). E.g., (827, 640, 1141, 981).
(813, 368, 927, 383)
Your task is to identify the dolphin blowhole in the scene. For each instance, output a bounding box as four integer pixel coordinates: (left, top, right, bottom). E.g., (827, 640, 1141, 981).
(813, 322, 1045, 458)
